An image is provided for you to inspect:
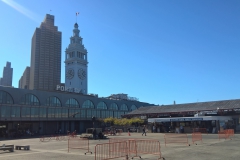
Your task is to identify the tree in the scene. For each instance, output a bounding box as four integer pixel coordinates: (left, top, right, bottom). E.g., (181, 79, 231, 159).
(102, 117, 144, 127)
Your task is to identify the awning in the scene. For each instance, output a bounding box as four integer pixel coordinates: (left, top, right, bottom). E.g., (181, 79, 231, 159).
(148, 116, 233, 123)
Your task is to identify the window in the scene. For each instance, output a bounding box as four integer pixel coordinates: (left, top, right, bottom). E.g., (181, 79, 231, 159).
(77, 51, 81, 58)
(114, 111, 124, 118)
(69, 51, 75, 58)
(130, 105, 137, 111)
(97, 102, 107, 109)
(48, 108, 55, 118)
(65, 98, 79, 108)
(20, 94, 40, 105)
(62, 108, 68, 118)
(109, 103, 118, 110)
(11, 106, 20, 118)
(82, 100, 94, 108)
(95, 110, 101, 118)
(80, 109, 85, 118)
(21, 107, 31, 118)
(55, 108, 62, 118)
(31, 107, 39, 118)
(0, 91, 13, 104)
(101, 110, 109, 118)
(69, 109, 80, 118)
(0, 106, 11, 118)
(46, 96, 61, 107)
(86, 110, 92, 118)
(39, 107, 47, 118)
(120, 104, 128, 111)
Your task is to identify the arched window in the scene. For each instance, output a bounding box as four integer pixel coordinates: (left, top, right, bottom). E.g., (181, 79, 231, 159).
(120, 104, 128, 111)
(20, 94, 39, 105)
(130, 105, 137, 111)
(82, 100, 94, 108)
(109, 103, 118, 110)
(0, 90, 13, 104)
(46, 96, 61, 107)
(65, 98, 79, 108)
(97, 102, 107, 109)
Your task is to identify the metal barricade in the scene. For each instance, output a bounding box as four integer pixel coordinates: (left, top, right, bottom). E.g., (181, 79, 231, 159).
(128, 139, 162, 159)
(164, 134, 189, 146)
(68, 138, 92, 154)
(109, 138, 163, 159)
(226, 129, 234, 137)
(40, 136, 50, 142)
(192, 132, 202, 144)
(218, 131, 228, 140)
(95, 141, 128, 160)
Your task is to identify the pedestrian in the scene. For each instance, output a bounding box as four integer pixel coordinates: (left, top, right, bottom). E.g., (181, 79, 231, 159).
(180, 125, 184, 133)
(92, 128, 97, 140)
(127, 128, 131, 136)
(142, 126, 146, 136)
(153, 125, 156, 133)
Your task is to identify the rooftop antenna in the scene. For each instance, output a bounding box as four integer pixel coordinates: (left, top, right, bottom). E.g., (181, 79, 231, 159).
(76, 12, 79, 23)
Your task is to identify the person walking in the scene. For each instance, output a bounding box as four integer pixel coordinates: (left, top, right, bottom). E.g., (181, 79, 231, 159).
(127, 128, 131, 136)
(142, 126, 147, 136)
(92, 128, 97, 140)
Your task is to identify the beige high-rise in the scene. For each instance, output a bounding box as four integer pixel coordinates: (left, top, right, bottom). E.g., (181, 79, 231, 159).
(19, 66, 30, 89)
(30, 14, 62, 90)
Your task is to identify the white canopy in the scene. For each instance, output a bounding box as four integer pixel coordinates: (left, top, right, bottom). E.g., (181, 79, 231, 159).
(148, 116, 233, 123)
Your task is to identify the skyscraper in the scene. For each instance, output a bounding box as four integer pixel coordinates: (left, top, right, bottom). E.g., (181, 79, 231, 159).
(29, 14, 62, 90)
(0, 61, 13, 87)
(65, 23, 88, 94)
(19, 66, 30, 89)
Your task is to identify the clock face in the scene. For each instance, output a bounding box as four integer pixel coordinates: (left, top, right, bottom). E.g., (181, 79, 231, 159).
(66, 68, 74, 79)
(78, 68, 86, 80)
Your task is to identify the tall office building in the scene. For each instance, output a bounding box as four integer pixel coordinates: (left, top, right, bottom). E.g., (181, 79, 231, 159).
(29, 14, 62, 90)
(65, 23, 88, 94)
(19, 66, 30, 89)
(0, 62, 13, 87)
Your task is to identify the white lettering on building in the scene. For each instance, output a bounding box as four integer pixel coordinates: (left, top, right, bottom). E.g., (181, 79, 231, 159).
(56, 85, 85, 94)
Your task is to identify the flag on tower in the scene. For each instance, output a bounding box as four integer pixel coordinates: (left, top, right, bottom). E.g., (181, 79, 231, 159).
(76, 12, 79, 16)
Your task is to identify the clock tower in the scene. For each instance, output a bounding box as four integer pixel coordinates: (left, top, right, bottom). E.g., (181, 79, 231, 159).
(64, 23, 88, 94)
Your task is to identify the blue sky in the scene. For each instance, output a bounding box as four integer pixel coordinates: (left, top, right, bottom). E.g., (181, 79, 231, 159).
(0, 0, 239, 105)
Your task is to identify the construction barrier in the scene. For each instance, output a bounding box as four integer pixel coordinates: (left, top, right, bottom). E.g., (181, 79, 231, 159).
(192, 132, 202, 144)
(218, 131, 228, 140)
(95, 142, 128, 160)
(40, 136, 50, 142)
(109, 138, 163, 159)
(226, 129, 234, 137)
(68, 138, 92, 154)
(164, 134, 189, 147)
(192, 128, 208, 134)
(128, 139, 162, 159)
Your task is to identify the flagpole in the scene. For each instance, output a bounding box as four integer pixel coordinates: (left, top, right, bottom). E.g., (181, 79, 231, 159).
(76, 12, 79, 23)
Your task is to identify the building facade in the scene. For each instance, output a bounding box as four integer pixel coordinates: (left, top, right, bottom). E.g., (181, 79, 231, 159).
(65, 23, 88, 94)
(19, 67, 30, 89)
(0, 86, 153, 135)
(0, 62, 13, 87)
(29, 14, 62, 91)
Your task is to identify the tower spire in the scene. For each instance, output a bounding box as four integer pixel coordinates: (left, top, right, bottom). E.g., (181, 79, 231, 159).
(76, 12, 79, 23)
